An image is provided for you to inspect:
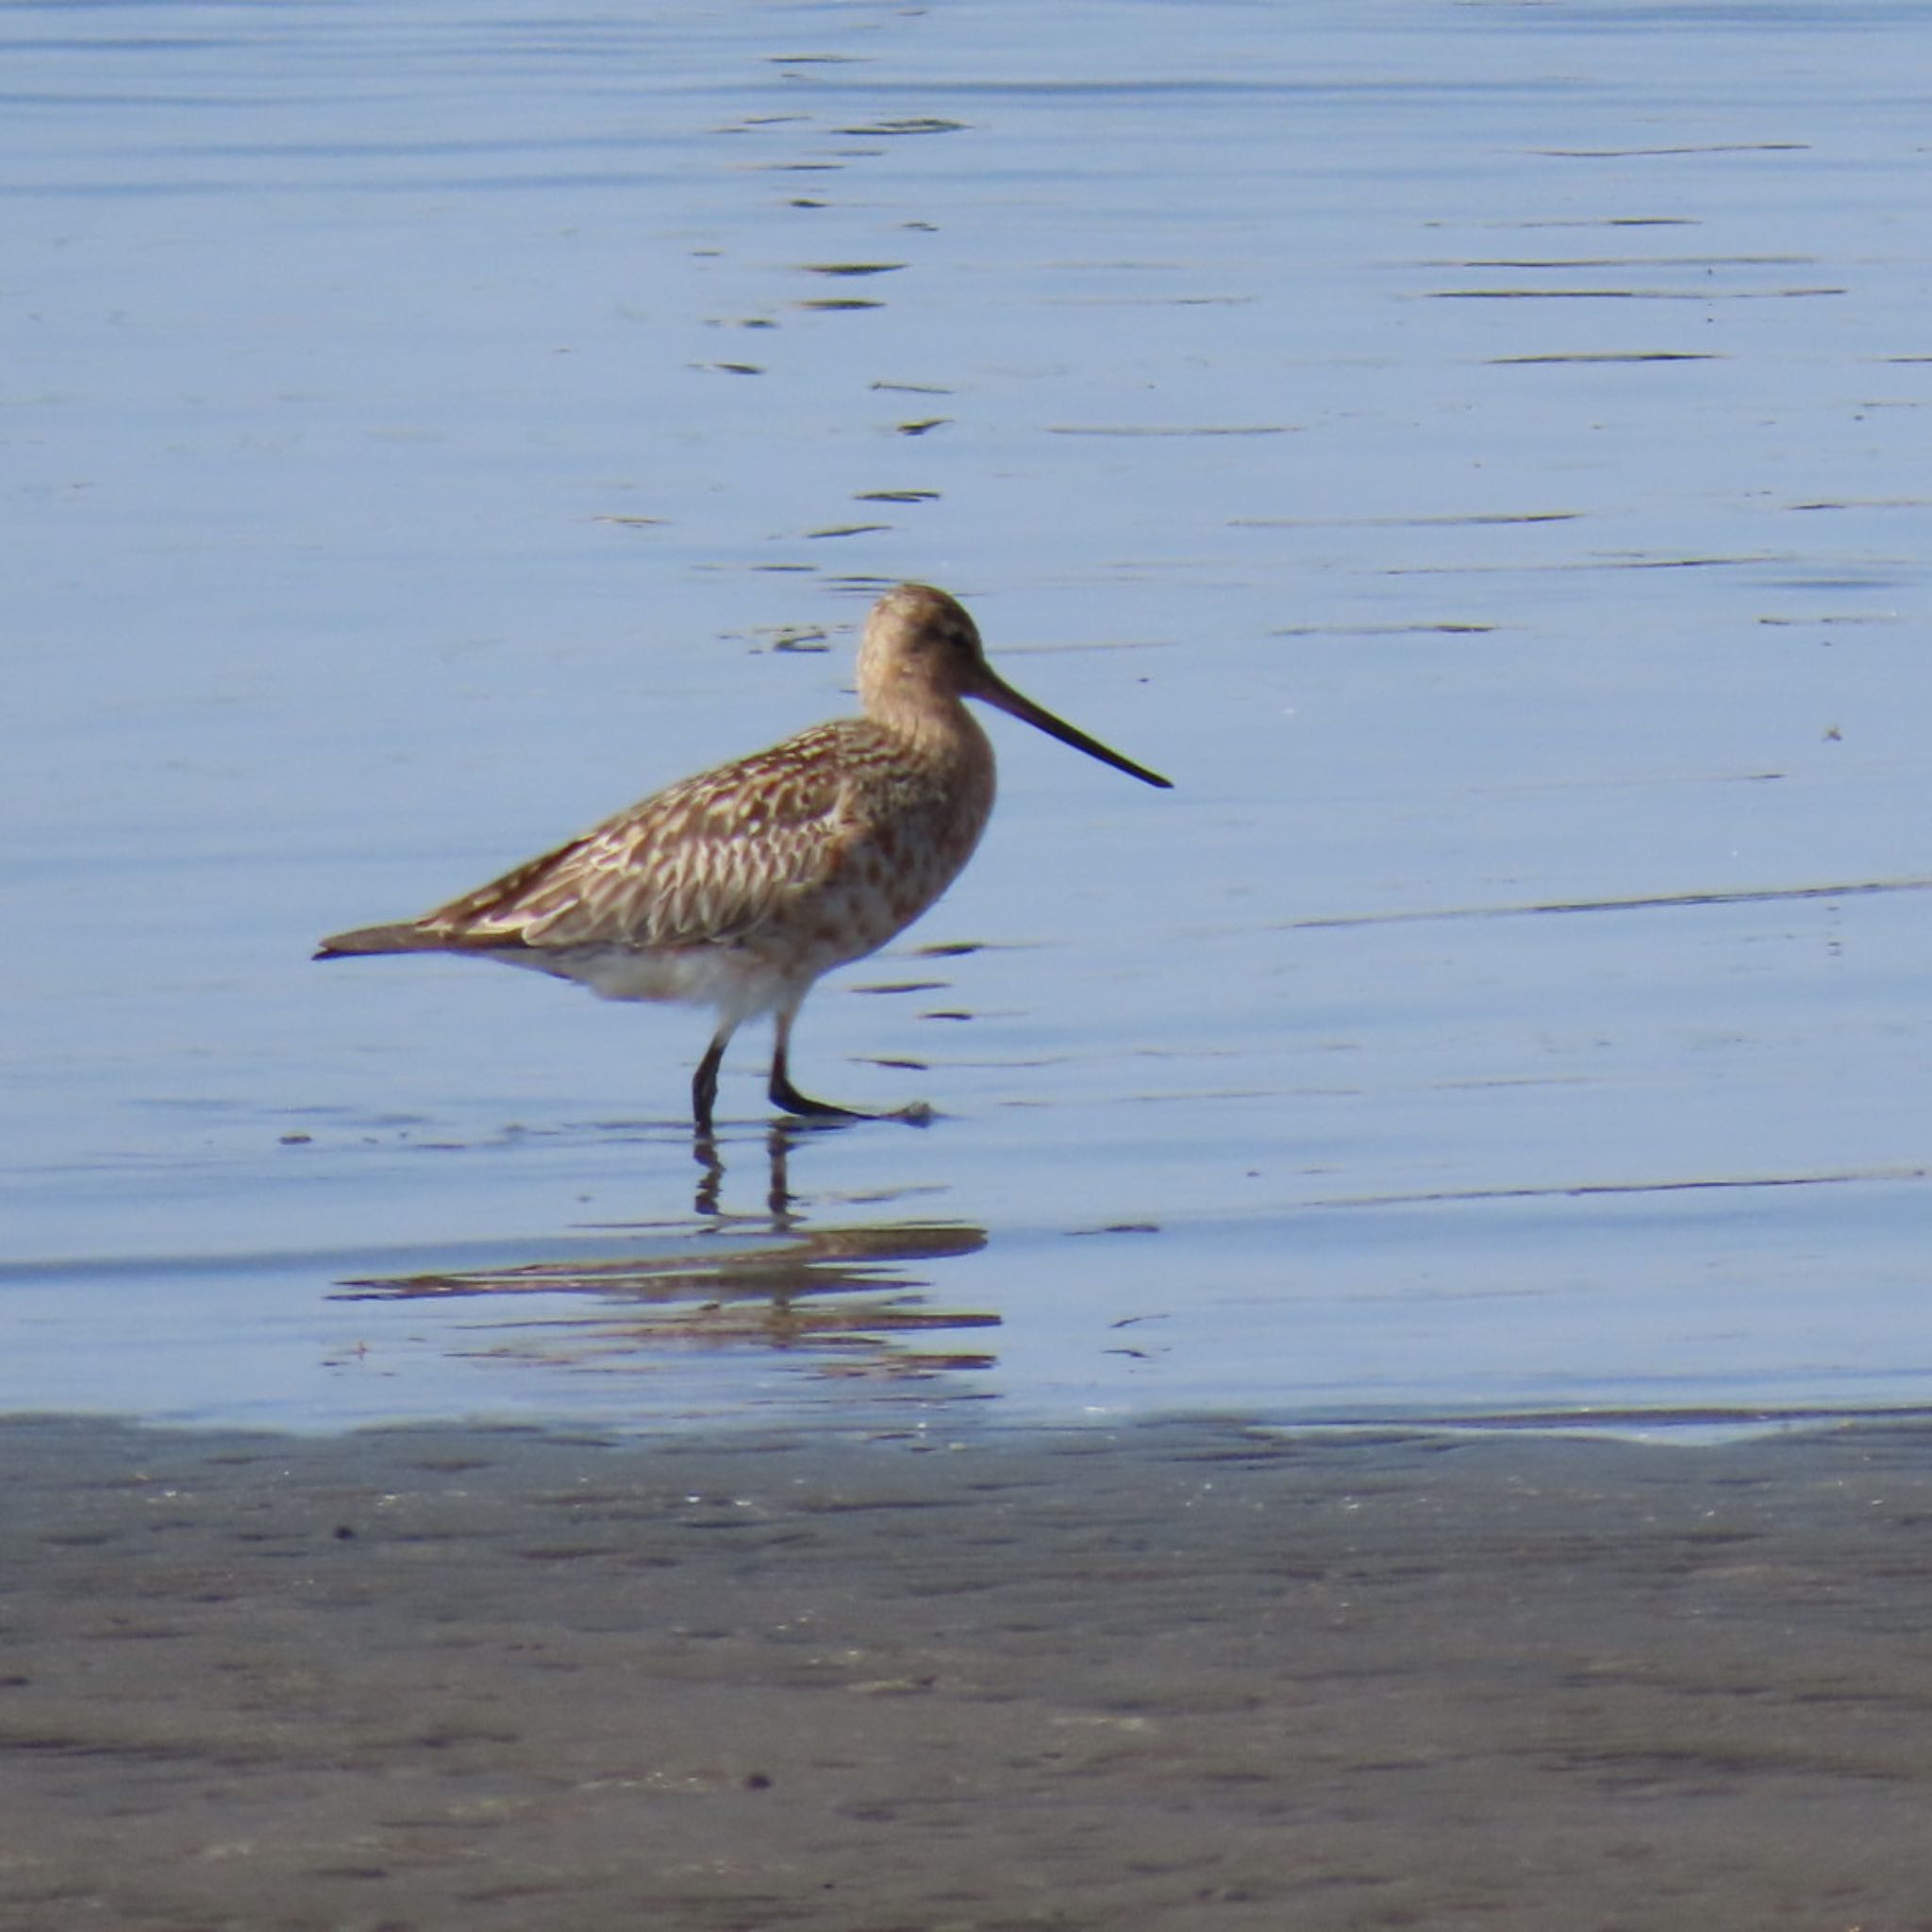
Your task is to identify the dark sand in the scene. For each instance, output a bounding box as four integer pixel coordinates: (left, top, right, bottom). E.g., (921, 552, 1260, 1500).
(4, 1414, 1931, 1931)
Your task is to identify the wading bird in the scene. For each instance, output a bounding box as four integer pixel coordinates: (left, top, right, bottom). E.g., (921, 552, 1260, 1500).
(316, 583, 1171, 1130)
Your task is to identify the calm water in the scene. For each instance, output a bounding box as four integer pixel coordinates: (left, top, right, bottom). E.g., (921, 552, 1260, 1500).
(8, 0, 1930, 1435)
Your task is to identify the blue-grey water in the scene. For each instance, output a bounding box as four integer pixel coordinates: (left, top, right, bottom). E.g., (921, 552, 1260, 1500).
(8, 0, 1929, 1435)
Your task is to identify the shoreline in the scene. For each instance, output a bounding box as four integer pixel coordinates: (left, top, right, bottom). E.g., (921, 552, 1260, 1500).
(5, 1413, 1930, 1929)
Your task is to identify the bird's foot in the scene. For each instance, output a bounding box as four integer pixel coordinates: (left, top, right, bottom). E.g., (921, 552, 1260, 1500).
(768, 1071, 867, 1123)
(767, 1075, 935, 1126)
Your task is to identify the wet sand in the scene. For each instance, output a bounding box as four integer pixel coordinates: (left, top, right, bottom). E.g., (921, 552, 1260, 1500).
(4, 1416, 1930, 1931)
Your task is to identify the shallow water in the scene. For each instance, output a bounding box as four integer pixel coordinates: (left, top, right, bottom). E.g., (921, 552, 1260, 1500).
(8, 0, 1930, 1436)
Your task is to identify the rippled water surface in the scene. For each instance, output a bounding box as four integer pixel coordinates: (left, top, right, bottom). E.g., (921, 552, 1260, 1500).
(8, 0, 1930, 1435)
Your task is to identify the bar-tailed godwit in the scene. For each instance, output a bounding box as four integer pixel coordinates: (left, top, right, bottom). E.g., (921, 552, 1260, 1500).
(316, 583, 1171, 1129)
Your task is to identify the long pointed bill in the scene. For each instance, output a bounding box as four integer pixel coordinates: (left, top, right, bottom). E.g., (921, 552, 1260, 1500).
(974, 670, 1174, 789)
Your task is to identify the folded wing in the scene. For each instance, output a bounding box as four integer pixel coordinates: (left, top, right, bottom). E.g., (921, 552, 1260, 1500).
(411, 726, 860, 955)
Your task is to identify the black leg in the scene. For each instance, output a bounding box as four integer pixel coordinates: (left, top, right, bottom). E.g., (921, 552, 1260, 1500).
(768, 1008, 865, 1122)
(692, 1030, 729, 1133)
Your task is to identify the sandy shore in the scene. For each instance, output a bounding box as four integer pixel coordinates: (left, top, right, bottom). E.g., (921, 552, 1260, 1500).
(3, 1414, 1930, 1931)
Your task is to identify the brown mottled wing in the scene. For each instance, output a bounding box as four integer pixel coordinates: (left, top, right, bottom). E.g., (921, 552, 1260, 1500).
(413, 724, 867, 952)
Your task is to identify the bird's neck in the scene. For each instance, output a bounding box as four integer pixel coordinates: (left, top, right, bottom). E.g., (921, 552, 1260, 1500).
(869, 685, 982, 758)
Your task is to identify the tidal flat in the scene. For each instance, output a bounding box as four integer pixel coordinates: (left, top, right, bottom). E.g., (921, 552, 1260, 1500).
(5, 1415, 1930, 1930)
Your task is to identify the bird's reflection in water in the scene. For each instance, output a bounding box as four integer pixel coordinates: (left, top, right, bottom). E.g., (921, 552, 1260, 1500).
(692, 1119, 806, 1223)
(336, 1121, 997, 1381)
